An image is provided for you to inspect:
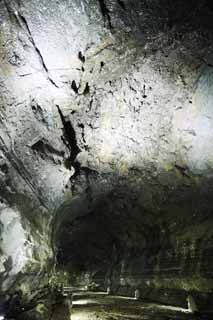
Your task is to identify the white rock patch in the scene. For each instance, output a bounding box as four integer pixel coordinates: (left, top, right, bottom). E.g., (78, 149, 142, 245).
(0, 207, 33, 277)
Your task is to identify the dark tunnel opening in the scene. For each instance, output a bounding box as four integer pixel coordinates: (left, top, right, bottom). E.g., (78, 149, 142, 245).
(1, 0, 213, 319)
(53, 175, 213, 308)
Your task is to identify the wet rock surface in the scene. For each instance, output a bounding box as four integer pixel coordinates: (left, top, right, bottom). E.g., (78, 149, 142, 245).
(66, 295, 212, 320)
(6, 291, 211, 320)
(0, 0, 213, 315)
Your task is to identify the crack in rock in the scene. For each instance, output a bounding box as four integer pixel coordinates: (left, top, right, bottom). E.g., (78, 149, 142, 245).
(4, 0, 59, 88)
(97, 0, 113, 29)
(0, 135, 48, 209)
(56, 105, 81, 166)
(117, 0, 126, 10)
(17, 11, 59, 88)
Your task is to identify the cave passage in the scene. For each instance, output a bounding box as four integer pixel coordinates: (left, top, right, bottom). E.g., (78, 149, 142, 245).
(0, 0, 213, 319)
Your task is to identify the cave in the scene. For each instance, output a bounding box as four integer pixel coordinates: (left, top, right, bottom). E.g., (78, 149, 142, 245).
(0, 0, 213, 319)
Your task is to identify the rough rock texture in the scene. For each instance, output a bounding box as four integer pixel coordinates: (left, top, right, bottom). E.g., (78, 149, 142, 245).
(0, 0, 213, 312)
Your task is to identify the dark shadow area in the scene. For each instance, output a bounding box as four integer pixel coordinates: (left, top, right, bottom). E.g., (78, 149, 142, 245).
(104, 0, 213, 38)
(53, 170, 213, 310)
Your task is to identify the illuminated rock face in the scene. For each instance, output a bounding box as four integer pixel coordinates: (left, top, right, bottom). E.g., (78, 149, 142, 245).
(0, 0, 213, 310)
(0, 207, 32, 281)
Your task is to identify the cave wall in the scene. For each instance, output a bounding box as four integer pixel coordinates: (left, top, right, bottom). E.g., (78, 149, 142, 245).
(0, 0, 213, 308)
(54, 177, 213, 309)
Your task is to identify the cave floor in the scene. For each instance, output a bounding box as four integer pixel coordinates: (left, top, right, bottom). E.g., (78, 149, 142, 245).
(70, 295, 201, 320)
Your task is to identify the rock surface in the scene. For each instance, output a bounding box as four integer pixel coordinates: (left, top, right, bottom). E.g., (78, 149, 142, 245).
(0, 0, 213, 312)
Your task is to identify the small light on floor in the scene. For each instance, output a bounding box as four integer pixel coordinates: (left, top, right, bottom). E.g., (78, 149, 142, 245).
(0, 315, 4, 320)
